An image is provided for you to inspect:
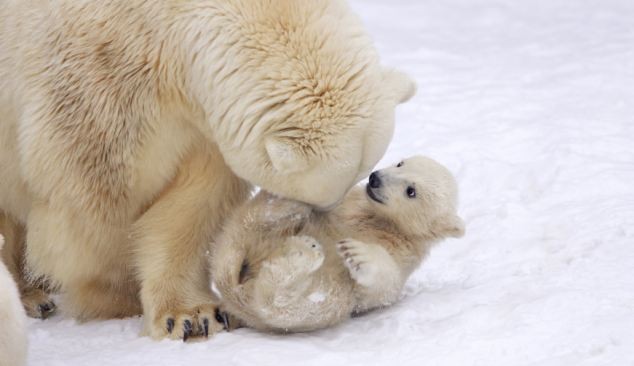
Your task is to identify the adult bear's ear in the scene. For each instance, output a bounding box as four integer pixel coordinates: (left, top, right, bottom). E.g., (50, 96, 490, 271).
(265, 137, 307, 174)
(383, 69, 416, 104)
(433, 214, 465, 239)
(383, 68, 417, 104)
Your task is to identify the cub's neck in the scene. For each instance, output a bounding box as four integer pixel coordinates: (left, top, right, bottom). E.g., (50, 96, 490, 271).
(332, 187, 410, 242)
(328, 186, 437, 268)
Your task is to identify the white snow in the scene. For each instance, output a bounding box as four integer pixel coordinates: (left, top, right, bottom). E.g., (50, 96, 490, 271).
(308, 292, 326, 304)
(26, 1, 634, 365)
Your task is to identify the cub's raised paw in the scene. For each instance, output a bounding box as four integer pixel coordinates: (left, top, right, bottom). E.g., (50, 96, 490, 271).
(285, 235, 324, 273)
(21, 288, 56, 319)
(336, 239, 383, 287)
(147, 303, 227, 341)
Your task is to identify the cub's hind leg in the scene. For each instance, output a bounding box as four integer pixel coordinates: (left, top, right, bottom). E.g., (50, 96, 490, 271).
(252, 236, 325, 329)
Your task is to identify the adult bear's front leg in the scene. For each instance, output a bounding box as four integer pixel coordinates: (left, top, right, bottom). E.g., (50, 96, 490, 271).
(132, 145, 250, 341)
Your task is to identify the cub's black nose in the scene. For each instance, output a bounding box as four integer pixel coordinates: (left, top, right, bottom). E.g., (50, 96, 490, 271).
(368, 172, 381, 188)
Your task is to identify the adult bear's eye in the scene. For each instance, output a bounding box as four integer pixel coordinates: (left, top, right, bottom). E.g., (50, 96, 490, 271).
(397, 161, 404, 167)
(406, 186, 416, 198)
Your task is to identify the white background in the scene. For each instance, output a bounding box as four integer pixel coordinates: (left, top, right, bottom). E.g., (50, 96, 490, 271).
(27, 1, 634, 365)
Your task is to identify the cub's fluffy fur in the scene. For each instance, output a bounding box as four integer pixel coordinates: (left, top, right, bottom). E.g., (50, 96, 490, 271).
(0, 234, 28, 366)
(212, 156, 464, 332)
(0, 0, 414, 339)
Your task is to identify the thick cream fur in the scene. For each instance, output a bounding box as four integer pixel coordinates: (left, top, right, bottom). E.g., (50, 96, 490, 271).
(0, 0, 414, 339)
(0, 234, 28, 366)
(211, 156, 464, 332)
(0, 213, 56, 319)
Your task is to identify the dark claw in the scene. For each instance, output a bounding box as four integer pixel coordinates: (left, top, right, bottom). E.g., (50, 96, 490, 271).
(38, 302, 56, 318)
(203, 318, 209, 337)
(166, 318, 175, 334)
(183, 320, 193, 342)
(215, 309, 230, 331)
(38, 303, 50, 314)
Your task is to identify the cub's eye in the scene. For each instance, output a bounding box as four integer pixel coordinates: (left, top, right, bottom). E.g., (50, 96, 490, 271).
(406, 186, 416, 198)
(397, 161, 404, 168)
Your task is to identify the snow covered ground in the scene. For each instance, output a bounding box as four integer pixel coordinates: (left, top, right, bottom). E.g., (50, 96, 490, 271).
(26, 1, 634, 365)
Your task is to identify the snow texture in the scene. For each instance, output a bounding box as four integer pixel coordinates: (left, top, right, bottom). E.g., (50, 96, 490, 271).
(26, 1, 634, 365)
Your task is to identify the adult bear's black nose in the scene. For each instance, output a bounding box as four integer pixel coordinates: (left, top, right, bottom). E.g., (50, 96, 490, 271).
(369, 172, 381, 188)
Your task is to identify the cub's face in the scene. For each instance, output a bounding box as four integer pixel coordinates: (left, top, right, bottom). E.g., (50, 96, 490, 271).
(365, 156, 465, 239)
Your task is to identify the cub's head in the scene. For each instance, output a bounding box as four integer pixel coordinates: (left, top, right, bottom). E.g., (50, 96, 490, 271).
(365, 156, 465, 240)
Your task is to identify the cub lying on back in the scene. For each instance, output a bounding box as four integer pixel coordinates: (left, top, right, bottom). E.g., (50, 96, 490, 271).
(211, 156, 464, 332)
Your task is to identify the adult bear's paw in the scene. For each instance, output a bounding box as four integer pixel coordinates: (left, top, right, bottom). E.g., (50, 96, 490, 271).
(21, 288, 56, 319)
(146, 303, 227, 341)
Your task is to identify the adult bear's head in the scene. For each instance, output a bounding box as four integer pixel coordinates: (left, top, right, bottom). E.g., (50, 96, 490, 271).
(189, 0, 415, 209)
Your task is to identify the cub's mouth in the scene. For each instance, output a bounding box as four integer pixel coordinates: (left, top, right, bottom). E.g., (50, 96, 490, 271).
(366, 184, 384, 204)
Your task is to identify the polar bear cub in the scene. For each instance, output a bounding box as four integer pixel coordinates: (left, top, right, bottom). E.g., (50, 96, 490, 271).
(0, 234, 27, 366)
(211, 156, 465, 332)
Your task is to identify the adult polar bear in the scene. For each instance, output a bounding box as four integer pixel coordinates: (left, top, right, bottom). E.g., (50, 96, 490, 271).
(0, 0, 415, 340)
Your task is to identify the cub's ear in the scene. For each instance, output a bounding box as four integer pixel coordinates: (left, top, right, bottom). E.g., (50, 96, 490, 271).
(434, 214, 465, 239)
(383, 68, 417, 104)
(265, 137, 307, 174)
